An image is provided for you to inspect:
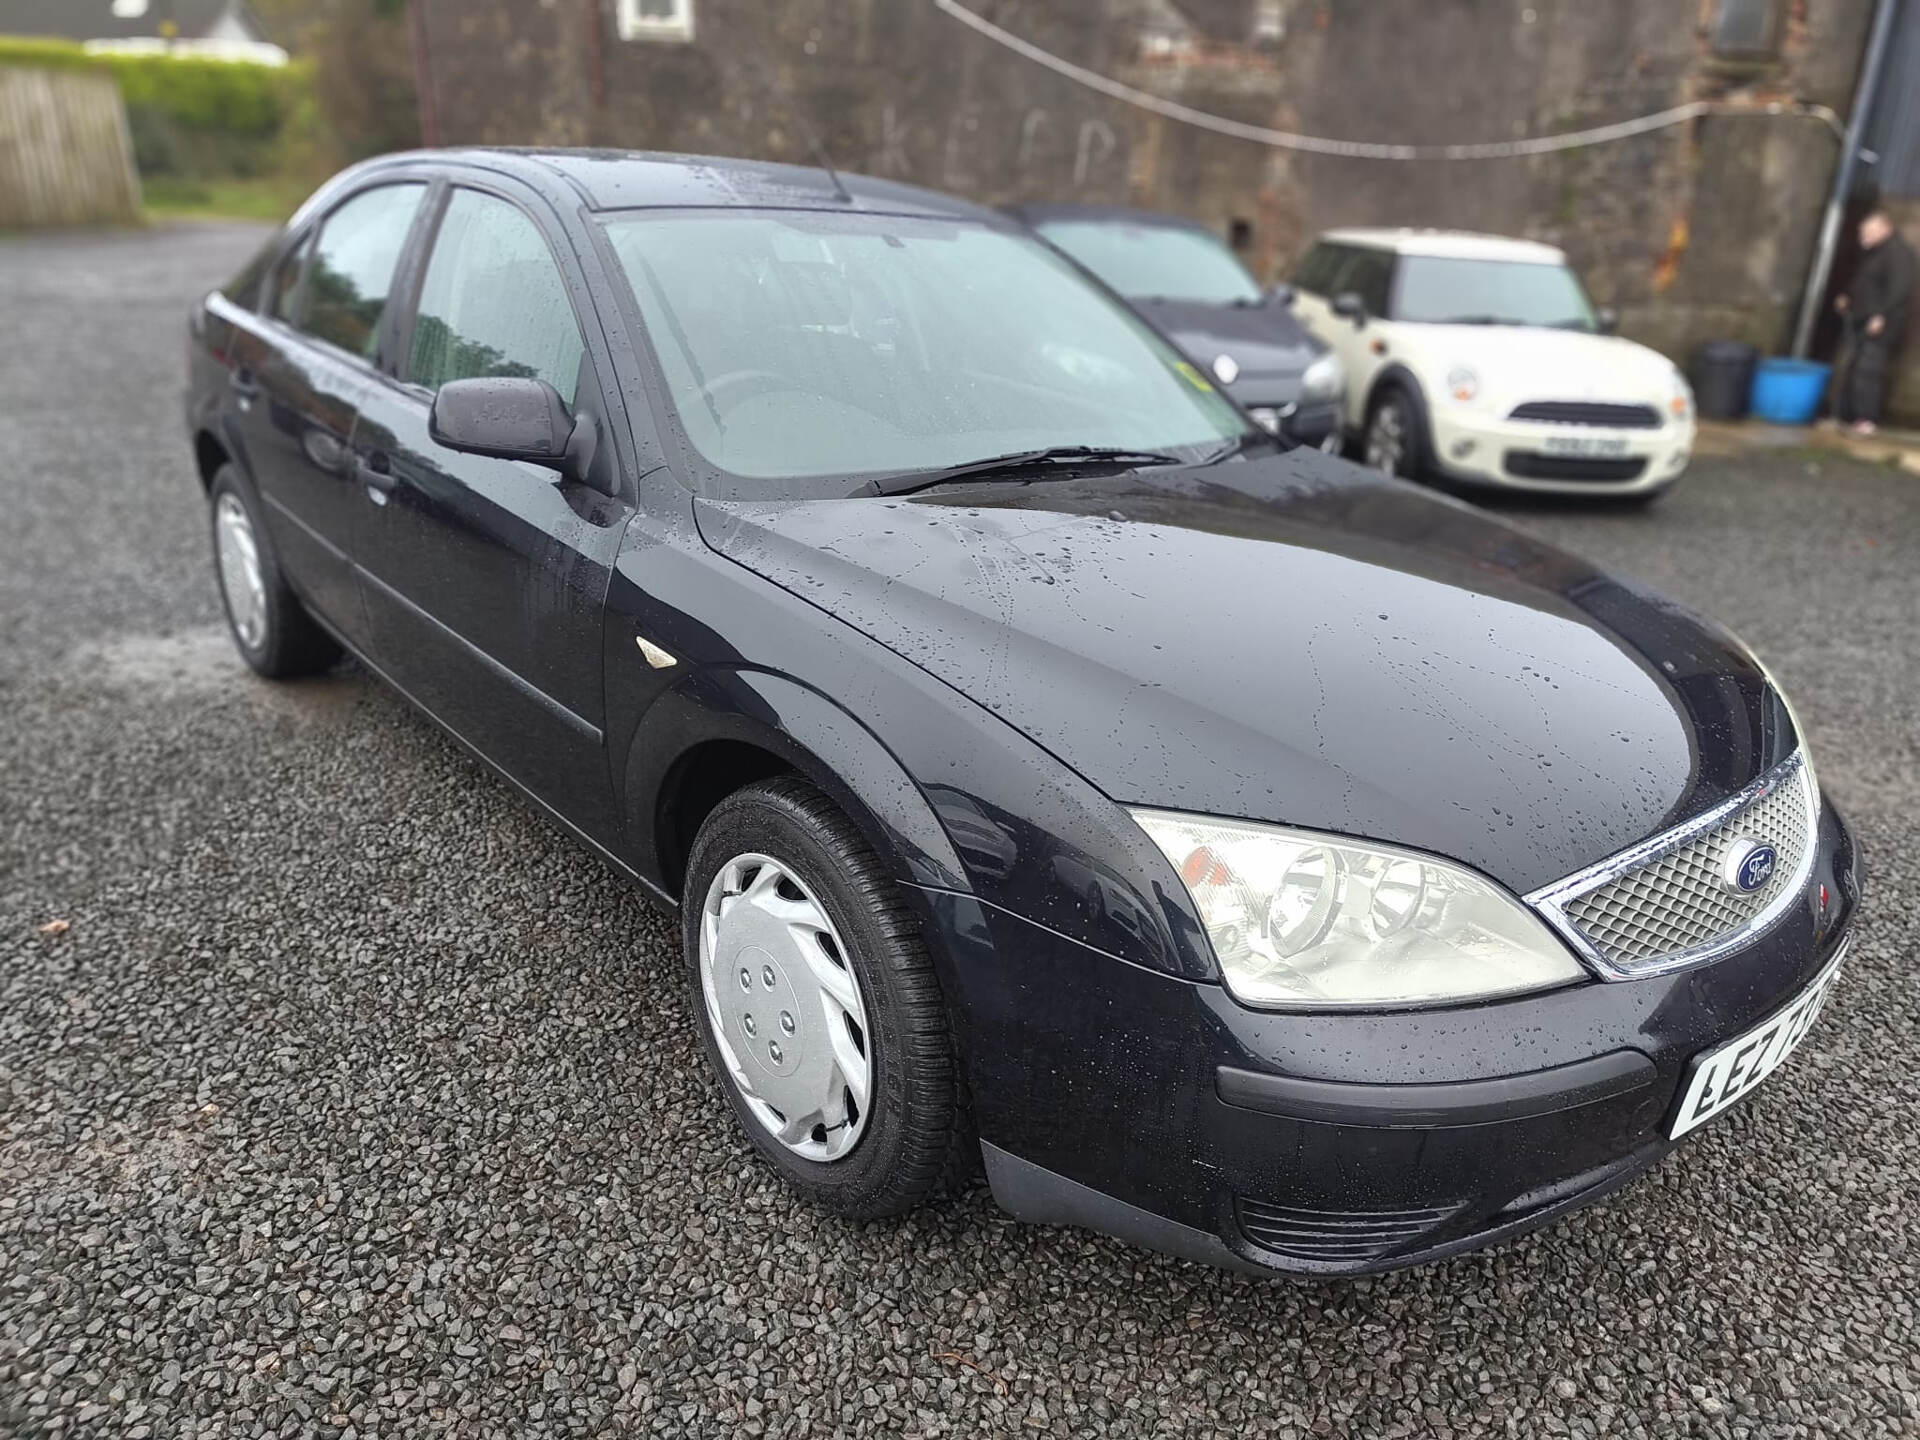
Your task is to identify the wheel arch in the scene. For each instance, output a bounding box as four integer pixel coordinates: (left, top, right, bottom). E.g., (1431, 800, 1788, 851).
(1361, 363, 1436, 473)
(193, 428, 232, 492)
(627, 668, 971, 904)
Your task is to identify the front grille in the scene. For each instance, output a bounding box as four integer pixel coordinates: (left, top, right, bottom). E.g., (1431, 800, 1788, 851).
(1237, 1197, 1464, 1265)
(1509, 401, 1663, 429)
(1530, 753, 1818, 978)
(1504, 452, 1649, 482)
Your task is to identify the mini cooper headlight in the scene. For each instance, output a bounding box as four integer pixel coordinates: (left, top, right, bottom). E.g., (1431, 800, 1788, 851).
(1669, 368, 1693, 420)
(1131, 810, 1585, 1009)
(1446, 366, 1479, 403)
(1300, 353, 1344, 403)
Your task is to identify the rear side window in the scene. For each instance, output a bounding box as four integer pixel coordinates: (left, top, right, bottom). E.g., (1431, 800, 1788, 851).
(300, 183, 427, 359)
(406, 189, 584, 403)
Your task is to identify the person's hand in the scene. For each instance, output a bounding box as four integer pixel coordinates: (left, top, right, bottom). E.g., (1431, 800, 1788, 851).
(1834, 294, 1851, 312)
(1866, 313, 1885, 336)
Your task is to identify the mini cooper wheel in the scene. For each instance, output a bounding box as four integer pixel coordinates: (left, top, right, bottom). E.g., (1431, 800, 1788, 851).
(207, 465, 340, 678)
(682, 777, 971, 1218)
(1364, 385, 1425, 479)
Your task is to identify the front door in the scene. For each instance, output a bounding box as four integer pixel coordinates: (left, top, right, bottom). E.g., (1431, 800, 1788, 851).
(350, 183, 633, 846)
(226, 183, 428, 647)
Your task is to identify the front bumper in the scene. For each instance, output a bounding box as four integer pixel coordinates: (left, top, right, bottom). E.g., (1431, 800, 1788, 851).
(1426, 406, 1695, 494)
(918, 799, 1858, 1277)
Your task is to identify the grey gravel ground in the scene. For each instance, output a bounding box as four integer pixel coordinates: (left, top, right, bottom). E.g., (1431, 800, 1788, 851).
(2, 222, 1916, 1439)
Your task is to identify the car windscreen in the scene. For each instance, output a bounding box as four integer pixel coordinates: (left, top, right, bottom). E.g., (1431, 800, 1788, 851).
(1392, 256, 1598, 330)
(1036, 219, 1264, 306)
(601, 209, 1248, 489)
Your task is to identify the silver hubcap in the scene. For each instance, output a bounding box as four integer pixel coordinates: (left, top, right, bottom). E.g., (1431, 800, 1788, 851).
(698, 854, 872, 1162)
(1365, 401, 1406, 474)
(214, 492, 268, 651)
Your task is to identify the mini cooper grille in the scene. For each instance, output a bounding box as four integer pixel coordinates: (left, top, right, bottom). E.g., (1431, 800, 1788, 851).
(1236, 1198, 1464, 1264)
(1538, 755, 1817, 977)
(1509, 401, 1663, 429)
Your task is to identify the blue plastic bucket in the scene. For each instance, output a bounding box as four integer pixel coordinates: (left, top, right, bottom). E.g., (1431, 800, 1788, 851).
(1748, 357, 1831, 425)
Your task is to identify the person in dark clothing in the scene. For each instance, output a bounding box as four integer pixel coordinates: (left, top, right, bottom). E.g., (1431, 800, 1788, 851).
(1833, 210, 1914, 434)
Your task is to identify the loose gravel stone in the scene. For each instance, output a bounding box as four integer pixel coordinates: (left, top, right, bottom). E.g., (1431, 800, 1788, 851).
(1, 224, 1914, 1438)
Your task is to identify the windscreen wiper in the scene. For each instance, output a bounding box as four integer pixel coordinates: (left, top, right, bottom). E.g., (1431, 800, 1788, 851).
(862, 446, 1190, 498)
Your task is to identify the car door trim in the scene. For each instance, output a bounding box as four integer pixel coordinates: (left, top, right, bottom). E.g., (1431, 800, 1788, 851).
(356, 564, 603, 744)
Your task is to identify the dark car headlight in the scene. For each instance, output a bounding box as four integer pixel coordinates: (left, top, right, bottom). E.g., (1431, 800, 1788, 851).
(1132, 810, 1584, 1008)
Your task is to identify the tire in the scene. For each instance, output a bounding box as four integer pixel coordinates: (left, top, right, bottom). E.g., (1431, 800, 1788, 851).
(208, 465, 340, 679)
(682, 776, 972, 1219)
(1362, 383, 1427, 480)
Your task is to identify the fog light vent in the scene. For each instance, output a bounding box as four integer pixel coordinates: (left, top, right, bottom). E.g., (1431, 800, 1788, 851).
(1236, 1196, 1464, 1264)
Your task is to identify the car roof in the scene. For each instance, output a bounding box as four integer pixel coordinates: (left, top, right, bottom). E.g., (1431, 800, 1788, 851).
(340, 146, 1006, 223)
(1318, 228, 1567, 264)
(1004, 202, 1216, 235)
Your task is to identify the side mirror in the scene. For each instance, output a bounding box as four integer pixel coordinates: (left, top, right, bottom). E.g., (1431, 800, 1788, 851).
(1331, 290, 1367, 326)
(428, 376, 609, 494)
(1595, 306, 1620, 335)
(1267, 283, 1296, 307)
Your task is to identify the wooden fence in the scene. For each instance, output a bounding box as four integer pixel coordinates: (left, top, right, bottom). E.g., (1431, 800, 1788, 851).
(0, 66, 142, 228)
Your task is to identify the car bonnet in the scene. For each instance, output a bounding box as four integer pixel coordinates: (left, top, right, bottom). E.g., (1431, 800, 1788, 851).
(693, 451, 1793, 895)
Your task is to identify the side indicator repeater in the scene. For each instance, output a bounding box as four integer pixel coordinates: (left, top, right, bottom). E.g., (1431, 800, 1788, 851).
(636, 636, 678, 669)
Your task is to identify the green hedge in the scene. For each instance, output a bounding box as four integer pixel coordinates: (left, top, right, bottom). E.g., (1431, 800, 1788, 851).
(0, 37, 315, 178)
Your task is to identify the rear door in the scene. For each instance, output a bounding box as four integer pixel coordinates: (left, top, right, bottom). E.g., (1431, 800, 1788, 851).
(222, 181, 429, 646)
(349, 178, 634, 845)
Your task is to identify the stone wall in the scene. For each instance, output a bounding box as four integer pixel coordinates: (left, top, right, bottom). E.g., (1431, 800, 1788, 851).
(415, 0, 1912, 420)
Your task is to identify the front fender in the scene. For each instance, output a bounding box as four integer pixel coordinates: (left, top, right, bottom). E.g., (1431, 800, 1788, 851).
(623, 667, 971, 897)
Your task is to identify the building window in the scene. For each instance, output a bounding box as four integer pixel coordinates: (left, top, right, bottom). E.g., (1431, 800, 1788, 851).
(618, 0, 694, 44)
(1711, 0, 1783, 59)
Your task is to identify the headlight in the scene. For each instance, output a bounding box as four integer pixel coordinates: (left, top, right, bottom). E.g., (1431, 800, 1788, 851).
(1131, 810, 1585, 1009)
(1446, 366, 1479, 402)
(1300, 353, 1343, 402)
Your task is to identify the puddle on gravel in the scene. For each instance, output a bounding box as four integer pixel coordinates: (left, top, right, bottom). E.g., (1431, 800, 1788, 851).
(71, 626, 366, 725)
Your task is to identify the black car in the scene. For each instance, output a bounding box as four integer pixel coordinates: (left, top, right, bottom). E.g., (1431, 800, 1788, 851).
(186, 149, 1857, 1277)
(1008, 202, 1344, 450)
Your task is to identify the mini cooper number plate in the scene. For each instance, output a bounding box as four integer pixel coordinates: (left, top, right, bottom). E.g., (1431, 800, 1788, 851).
(1541, 434, 1631, 457)
(1670, 948, 1846, 1139)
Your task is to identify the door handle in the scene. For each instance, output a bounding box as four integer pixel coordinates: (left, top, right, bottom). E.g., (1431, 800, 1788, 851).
(356, 451, 399, 503)
(229, 368, 260, 407)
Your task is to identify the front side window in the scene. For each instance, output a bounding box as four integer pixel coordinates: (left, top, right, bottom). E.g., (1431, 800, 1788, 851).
(301, 183, 426, 359)
(1035, 219, 1263, 305)
(602, 210, 1246, 490)
(1392, 256, 1598, 330)
(1292, 243, 1344, 295)
(408, 189, 585, 403)
(1331, 248, 1394, 316)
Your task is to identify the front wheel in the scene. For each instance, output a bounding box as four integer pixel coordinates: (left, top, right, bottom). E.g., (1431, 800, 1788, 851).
(682, 777, 972, 1219)
(1363, 385, 1425, 479)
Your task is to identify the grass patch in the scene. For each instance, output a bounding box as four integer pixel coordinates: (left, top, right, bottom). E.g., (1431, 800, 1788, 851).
(143, 177, 301, 223)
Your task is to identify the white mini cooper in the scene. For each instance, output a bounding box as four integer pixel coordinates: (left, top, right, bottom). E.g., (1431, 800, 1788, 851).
(1288, 229, 1695, 500)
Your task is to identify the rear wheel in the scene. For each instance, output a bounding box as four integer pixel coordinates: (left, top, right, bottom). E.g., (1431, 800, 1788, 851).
(208, 465, 339, 678)
(682, 777, 971, 1219)
(1363, 384, 1426, 479)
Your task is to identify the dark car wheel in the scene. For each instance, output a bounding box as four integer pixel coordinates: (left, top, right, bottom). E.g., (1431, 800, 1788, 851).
(682, 776, 972, 1219)
(208, 465, 340, 678)
(1363, 384, 1426, 479)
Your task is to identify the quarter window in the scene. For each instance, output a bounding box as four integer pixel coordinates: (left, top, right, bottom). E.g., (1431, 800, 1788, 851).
(408, 189, 584, 404)
(267, 231, 312, 324)
(300, 184, 427, 359)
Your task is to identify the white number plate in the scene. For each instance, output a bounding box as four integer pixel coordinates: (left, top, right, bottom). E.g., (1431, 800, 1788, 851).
(1670, 950, 1845, 1138)
(1541, 435, 1631, 456)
